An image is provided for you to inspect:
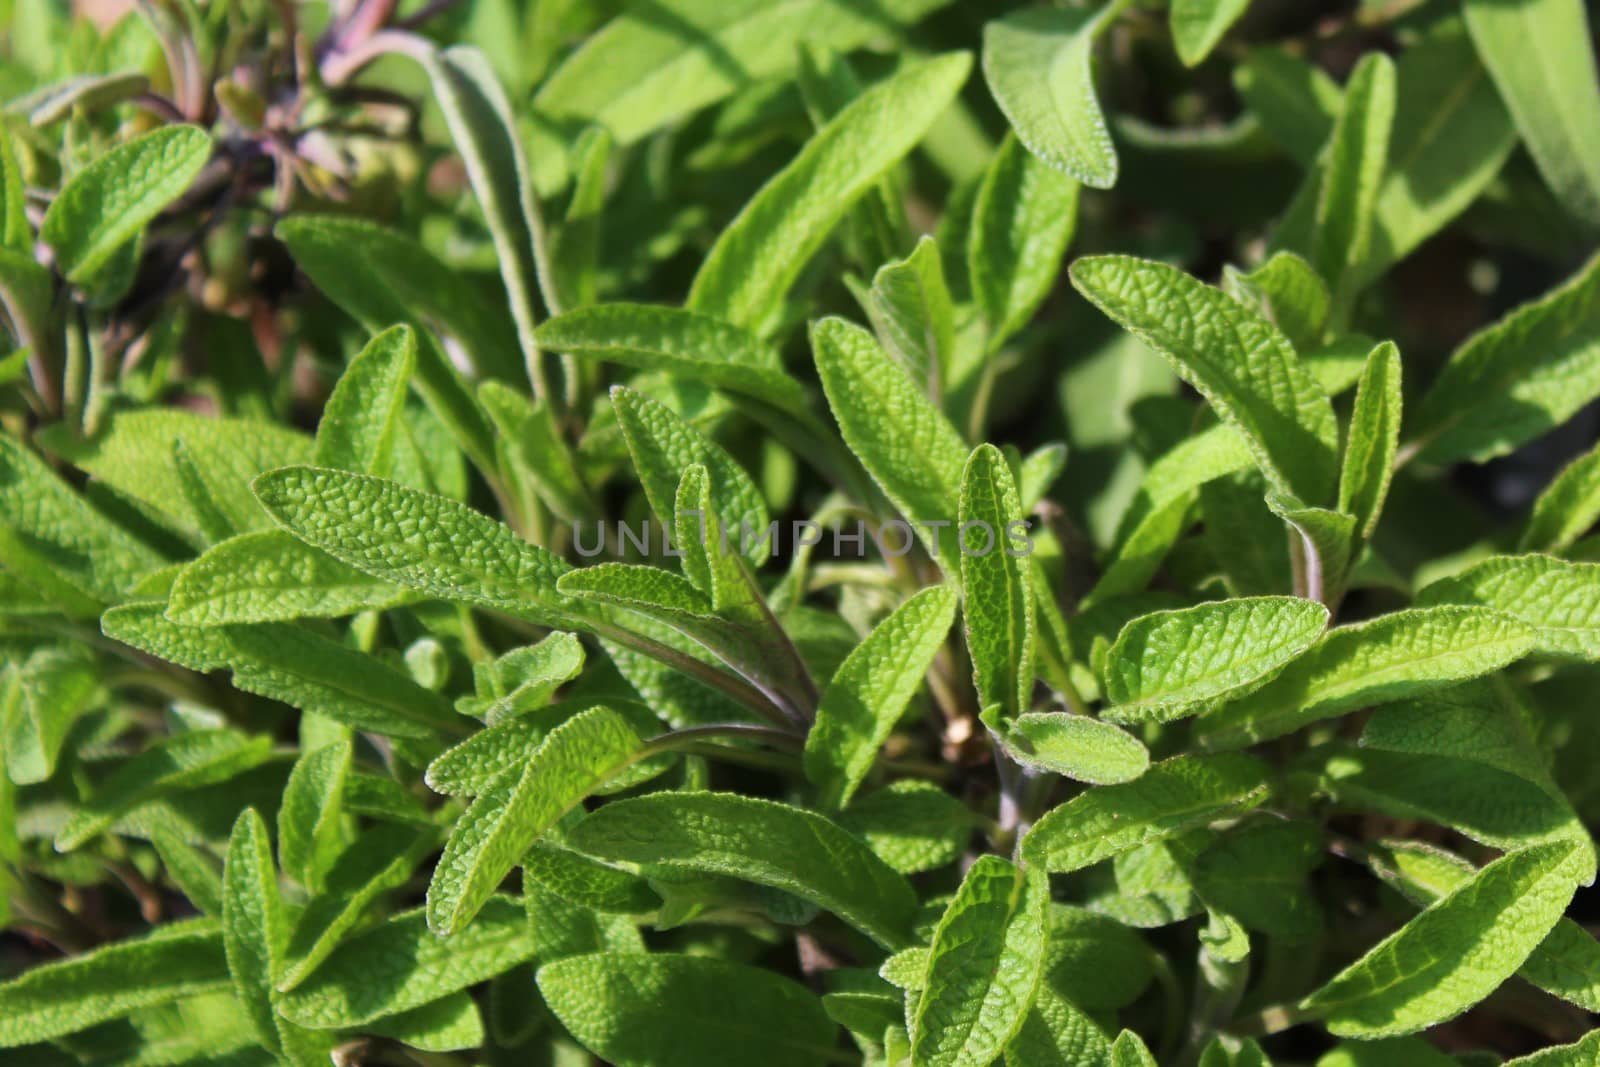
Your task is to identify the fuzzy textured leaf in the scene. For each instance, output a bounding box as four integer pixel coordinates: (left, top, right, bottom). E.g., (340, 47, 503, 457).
(1197, 606, 1536, 748)
(688, 52, 970, 331)
(1303, 840, 1589, 1037)
(1022, 753, 1271, 872)
(1071, 255, 1339, 504)
(913, 856, 1047, 1067)
(569, 791, 917, 947)
(1103, 596, 1327, 722)
(983, 6, 1118, 187)
(805, 584, 957, 810)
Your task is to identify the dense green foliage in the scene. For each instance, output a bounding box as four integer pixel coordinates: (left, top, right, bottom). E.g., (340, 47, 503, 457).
(1, 0, 1600, 1064)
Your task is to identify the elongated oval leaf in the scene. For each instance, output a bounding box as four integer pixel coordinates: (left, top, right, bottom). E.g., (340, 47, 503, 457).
(1070, 255, 1339, 504)
(1021, 753, 1271, 872)
(1302, 840, 1589, 1037)
(1367, 26, 1517, 277)
(222, 809, 289, 1054)
(1196, 606, 1536, 749)
(867, 235, 956, 397)
(277, 741, 351, 893)
(1368, 839, 1600, 1015)
(314, 325, 415, 477)
(983, 6, 1119, 187)
(960, 444, 1034, 718)
(1000, 712, 1150, 785)
(1308, 53, 1395, 299)
(1235, 47, 1340, 167)
(1410, 251, 1600, 464)
(167, 529, 406, 625)
(688, 52, 971, 331)
(804, 584, 958, 809)
(428, 706, 643, 935)
(1464, 0, 1600, 228)
(0, 924, 229, 1047)
(913, 856, 1047, 1067)
(274, 216, 506, 471)
(612, 385, 768, 566)
(538, 952, 838, 1067)
(1337, 341, 1402, 538)
(1521, 439, 1600, 553)
(253, 466, 575, 624)
(569, 791, 917, 948)
(812, 316, 967, 563)
(278, 825, 434, 992)
(102, 602, 458, 740)
(421, 46, 552, 346)
(1103, 596, 1327, 722)
(1417, 555, 1600, 660)
(279, 898, 532, 1027)
(42, 125, 210, 283)
(968, 134, 1080, 348)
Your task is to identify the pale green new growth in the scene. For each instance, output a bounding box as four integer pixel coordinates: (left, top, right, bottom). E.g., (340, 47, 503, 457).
(611, 386, 769, 566)
(314, 325, 415, 477)
(813, 316, 968, 564)
(867, 235, 955, 398)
